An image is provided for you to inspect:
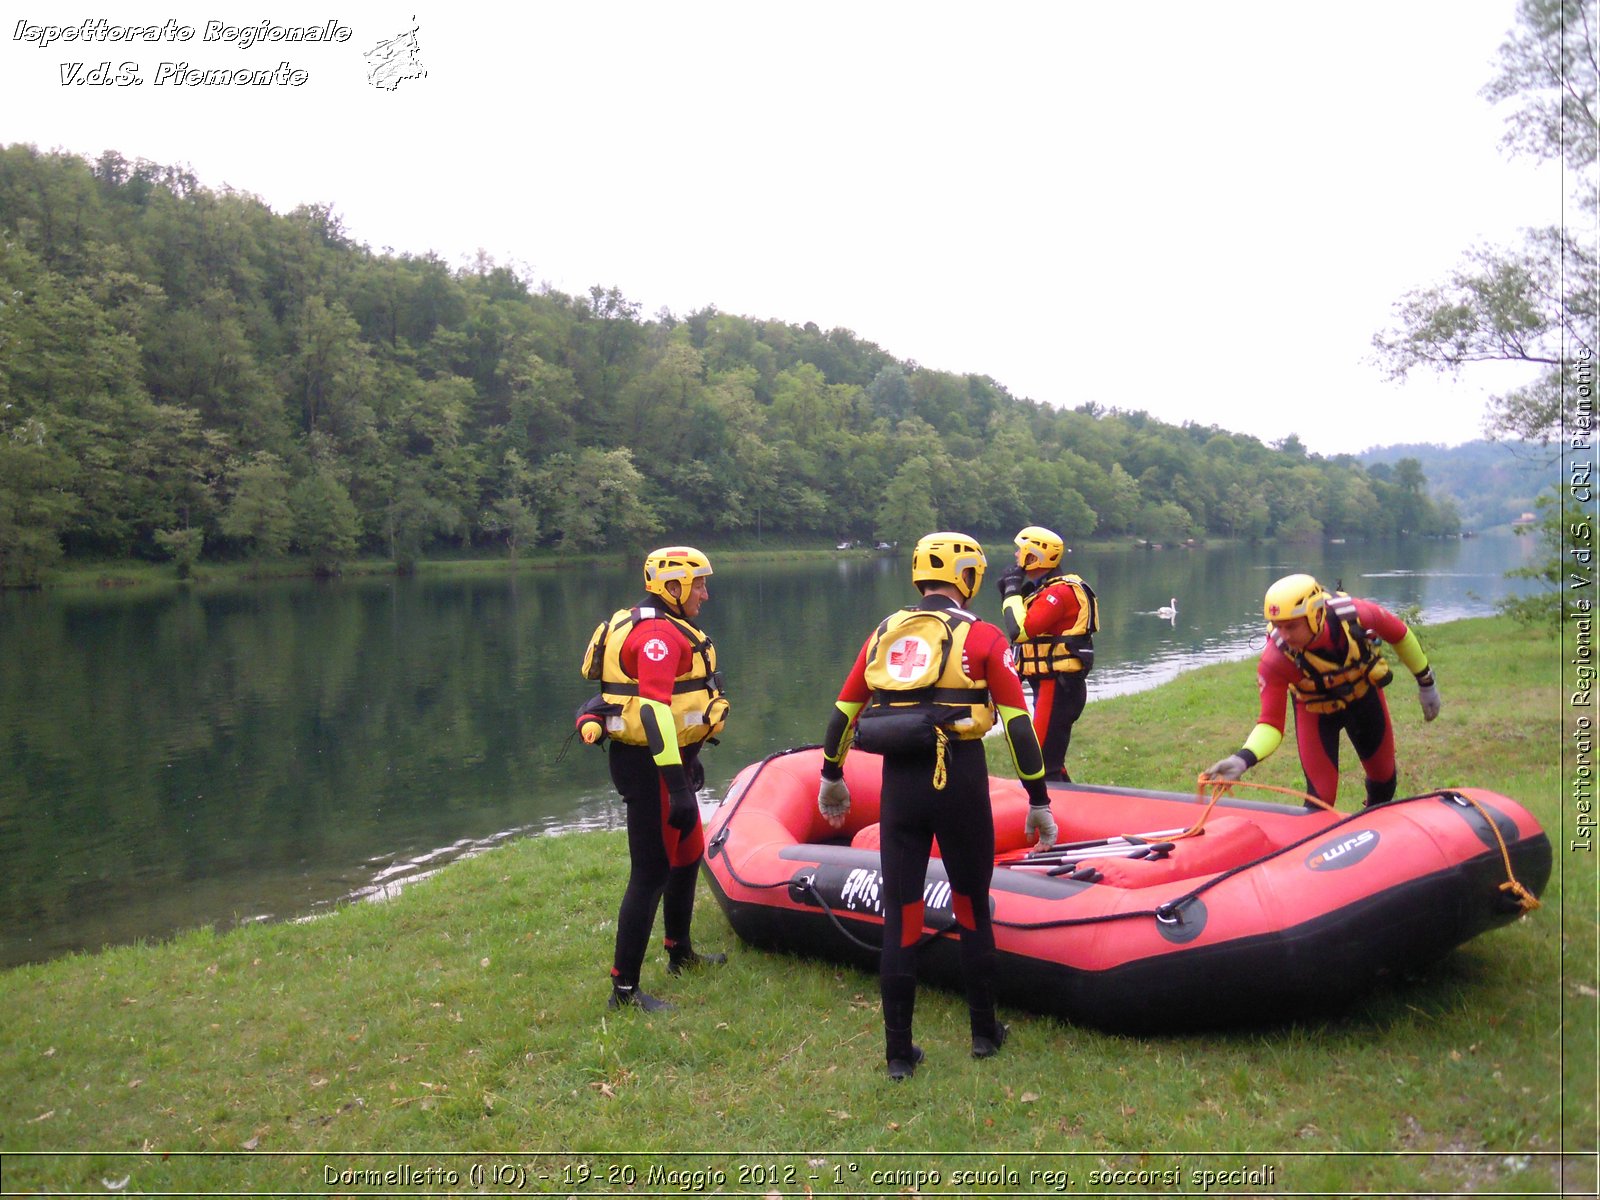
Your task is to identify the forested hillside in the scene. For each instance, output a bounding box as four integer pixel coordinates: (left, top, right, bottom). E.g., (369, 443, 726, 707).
(0, 144, 1459, 584)
(1360, 441, 1551, 532)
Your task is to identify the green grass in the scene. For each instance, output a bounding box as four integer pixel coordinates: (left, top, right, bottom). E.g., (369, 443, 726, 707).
(0, 617, 1590, 1196)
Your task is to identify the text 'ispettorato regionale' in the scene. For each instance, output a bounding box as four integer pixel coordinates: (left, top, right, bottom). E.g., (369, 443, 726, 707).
(14, 18, 352, 87)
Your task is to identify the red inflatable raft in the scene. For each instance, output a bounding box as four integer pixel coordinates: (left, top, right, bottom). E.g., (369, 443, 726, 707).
(703, 747, 1550, 1031)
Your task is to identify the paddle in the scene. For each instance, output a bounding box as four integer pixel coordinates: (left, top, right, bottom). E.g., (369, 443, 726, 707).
(1004, 840, 1177, 873)
(997, 826, 1190, 866)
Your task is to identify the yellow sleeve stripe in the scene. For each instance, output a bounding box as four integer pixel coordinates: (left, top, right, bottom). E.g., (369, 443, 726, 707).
(1392, 629, 1430, 677)
(1242, 722, 1282, 762)
(641, 698, 683, 767)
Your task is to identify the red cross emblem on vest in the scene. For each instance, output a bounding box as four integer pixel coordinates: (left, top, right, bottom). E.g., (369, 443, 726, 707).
(888, 637, 929, 680)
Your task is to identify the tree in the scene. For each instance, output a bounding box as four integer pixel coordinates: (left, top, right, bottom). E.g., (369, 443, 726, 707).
(1390, 456, 1431, 534)
(291, 464, 361, 576)
(1499, 490, 1576, 623)
(1374, 0, 1594, 442)
(1014, 458, 1097, 540)
(379, 481, 457, 572)
(480, 496, 539, 558)
(0, 418, 77, 585)
(219, 452, 293, 560)
(503, 351, 578, 458)
(290, 295, 375, 437)
(1098, 463, 1142, 535)
(0, 143, 1457, 568)
(1372, 0, 1596, 618)
(153, 527, 204, 579)
(875, 455, 939, 546)
(1222, 483, 1272, 541)
(869, 365, 914, 423)
(1137, 498, 1200, 544)
(1484, 0, 1598, 177)
(536, 447, 661, 552)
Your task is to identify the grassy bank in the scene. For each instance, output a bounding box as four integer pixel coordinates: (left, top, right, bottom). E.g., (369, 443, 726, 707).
(33, 545, 843, 591)
(0, 618, 1590, 1196)
(31, 535, 1207, 592)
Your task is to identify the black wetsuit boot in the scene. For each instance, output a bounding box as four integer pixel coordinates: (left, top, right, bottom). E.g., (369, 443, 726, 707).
(882, 973, 922, 1080)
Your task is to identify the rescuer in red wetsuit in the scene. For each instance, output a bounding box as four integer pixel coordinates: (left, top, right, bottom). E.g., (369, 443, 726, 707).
(576, 546, 730, 1012)
(1204, 573, 1441, 808)
(814, 532, 1058, 1081)
(994, 526, 1099, 783)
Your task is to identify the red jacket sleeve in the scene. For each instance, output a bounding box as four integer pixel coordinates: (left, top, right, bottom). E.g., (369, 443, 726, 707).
(835, 637, 873, 705)
(1354, 598, 1410, 645)
(622, 617, 695, 704)
(1254, 644, 1295, 732)
(972, 622, 1028, 709)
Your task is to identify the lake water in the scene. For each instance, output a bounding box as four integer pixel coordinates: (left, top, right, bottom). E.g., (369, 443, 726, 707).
(0, 535, 1539, 967)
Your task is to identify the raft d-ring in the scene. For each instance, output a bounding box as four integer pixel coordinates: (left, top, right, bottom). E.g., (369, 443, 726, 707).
(1155, 903, 1183, 926)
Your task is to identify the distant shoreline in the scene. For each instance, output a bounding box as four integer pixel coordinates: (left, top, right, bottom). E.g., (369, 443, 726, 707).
(20, 530, 1516, 594)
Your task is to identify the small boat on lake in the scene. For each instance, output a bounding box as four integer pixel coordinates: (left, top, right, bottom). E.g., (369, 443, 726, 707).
(702, 747, 1550, 1032)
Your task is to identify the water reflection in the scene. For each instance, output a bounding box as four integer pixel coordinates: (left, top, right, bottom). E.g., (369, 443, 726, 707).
(1075, 535, 1538, 699)
(0, 535, 1538, 965)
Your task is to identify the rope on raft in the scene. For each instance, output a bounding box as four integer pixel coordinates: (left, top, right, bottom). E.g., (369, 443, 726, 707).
(996, 784, 1542, 932)
(709, 751, 1540, 943)
(1179, 775, 1538, 914)
(1448, 790, 1542, 913)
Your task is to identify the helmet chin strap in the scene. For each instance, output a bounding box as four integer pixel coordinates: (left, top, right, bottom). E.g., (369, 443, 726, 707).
(667, 578, 701, 616)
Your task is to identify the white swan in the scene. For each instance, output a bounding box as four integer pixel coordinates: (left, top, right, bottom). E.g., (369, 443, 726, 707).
(1156, 597, 1178, 618)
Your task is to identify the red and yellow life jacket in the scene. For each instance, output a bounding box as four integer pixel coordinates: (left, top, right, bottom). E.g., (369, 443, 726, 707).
(857, 605, 995, 743)
(1271, 594, 1391, 714)
(580, 606, 727, 747)
(1012, 573, 1099, 677)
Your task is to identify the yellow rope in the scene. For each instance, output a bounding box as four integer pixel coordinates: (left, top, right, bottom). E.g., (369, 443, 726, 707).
(1450, 791, 1542, 913)
(1178, 774, 1334, 838)
(932, 727, 949, 791)
(1192, 777, 1539, 913)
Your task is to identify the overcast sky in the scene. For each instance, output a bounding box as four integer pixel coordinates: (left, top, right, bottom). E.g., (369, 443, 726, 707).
(2, 1, 1565, 456)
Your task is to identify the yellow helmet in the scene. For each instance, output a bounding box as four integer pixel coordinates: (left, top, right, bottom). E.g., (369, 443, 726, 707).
(1264, 573, 1329, 634)
(643, 545, 712, 606)
(911, 531, 986, 600)
(1013, 525, 1064, 571)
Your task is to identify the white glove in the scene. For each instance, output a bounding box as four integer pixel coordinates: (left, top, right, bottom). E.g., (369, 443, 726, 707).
(817, 776, 851, 829)
(1024, 805, 1058, 852)
(1205, 754, 1248, 782)
(1417, 673, 1441, 722)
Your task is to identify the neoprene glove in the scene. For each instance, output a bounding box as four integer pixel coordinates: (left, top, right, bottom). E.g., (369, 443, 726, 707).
(667, 785, 699, 833)
(1024, 804, 1058, 852)
(995, 563, 1028, 600)
(817, 776, 851, 828)
(1416, 669, 1441, 722)
(1205, 753, 1249, 782)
